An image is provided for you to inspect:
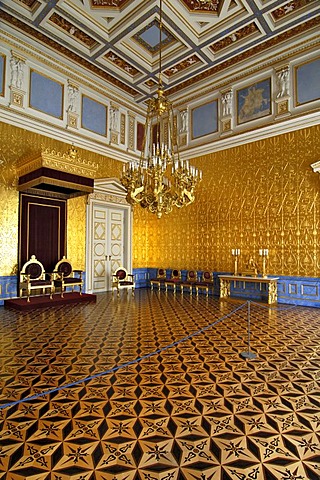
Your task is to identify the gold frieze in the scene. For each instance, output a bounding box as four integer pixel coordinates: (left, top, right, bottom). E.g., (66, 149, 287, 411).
(17, 145, 98, 179)
(17, 145, 99, 199)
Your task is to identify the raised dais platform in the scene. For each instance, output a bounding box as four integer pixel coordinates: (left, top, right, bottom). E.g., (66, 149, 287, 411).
(4, 292, 96, 311)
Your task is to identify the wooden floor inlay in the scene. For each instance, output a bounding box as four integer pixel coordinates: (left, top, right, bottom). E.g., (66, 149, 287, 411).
(0, 289, 319, 479)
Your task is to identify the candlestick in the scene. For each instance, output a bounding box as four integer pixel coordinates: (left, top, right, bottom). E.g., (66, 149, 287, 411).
(259, 248, 269, 277)
(231, 248, 240, 275)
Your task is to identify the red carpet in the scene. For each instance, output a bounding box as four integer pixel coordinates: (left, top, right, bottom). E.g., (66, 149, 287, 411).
(4, 292, 96, 311)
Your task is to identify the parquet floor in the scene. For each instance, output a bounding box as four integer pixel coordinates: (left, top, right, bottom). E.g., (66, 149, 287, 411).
(0, 289, 319, 480)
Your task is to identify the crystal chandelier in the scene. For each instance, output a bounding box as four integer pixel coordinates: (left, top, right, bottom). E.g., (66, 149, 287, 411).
(121, 0, 202, 219)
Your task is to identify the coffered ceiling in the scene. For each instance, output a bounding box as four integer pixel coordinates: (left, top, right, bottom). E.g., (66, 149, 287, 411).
(0, 0, 319, 104)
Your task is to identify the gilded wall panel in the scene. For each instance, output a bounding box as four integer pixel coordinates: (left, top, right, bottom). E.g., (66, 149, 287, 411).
(67, 196, 86, 270)
(140, 125, 320, 277)
(1, 121, 320, 278)
(0, 186, 19, 276)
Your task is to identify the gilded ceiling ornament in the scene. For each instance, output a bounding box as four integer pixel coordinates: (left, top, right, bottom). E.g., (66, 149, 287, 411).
(49, 13, 97, 48)
(210, 23, 258, 53)
(90, 0, 128, 7)
(164, 55, 200, 77)
(272, 0, 315, 21)
(105, 51, 140, 76)
(182, 0, 220, 12)
(17, 0, 39, 7)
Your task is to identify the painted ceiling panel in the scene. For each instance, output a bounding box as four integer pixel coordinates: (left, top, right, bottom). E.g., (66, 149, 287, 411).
(0, 0, 319, 102)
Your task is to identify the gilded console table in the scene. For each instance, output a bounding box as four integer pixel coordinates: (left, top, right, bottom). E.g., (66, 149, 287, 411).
(218, 275, 279, 304)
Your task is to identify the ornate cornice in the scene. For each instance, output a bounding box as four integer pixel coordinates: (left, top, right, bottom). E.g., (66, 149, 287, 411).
(17, 145, 99, 178)
(89, 191, 128, 205)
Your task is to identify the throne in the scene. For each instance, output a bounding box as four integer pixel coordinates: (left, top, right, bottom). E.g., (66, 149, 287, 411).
(112, 267, 135, 296)
(53, 256, 83, 297)
(150, 268, 167, 290)
(181, 270, 197, 295)
(195, 271, 214, 297)
(164, 269, 182, 294)
(19, 255, 54, 302)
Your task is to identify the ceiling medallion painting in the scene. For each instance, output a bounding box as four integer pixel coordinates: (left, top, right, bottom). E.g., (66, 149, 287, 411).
(133, 20, 176, 54)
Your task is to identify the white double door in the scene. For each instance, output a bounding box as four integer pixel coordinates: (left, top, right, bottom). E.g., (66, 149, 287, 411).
(86, 179, 132, 293)
(93, 205, 125, 292)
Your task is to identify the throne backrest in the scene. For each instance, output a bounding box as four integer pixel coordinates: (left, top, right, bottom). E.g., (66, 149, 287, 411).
(21, 255, 45, 281)
(54, 256, 73, 278)
(202, 271, 213, 282)
(157, 268, 166, 279)
(115, 268, 128, 280)
(187, 270, 197, 281)
(171, 269, 181, 280)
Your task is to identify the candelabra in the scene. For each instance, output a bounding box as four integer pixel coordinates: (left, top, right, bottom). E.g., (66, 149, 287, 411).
(231, 249, 241, 276)
(120, 0, 202, 219)
(259, 249, 269, 278)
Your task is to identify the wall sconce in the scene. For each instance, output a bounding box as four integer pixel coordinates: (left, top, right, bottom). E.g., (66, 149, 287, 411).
(259, 249, 269, 278)
(232, 249, 241, 276)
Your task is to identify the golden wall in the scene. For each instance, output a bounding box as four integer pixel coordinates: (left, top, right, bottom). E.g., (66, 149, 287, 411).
(1, 121, 320, 278)
(0, 122, 121, 275)
(132, 124, 320, 277)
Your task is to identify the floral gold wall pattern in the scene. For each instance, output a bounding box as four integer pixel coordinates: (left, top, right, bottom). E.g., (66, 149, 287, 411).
(142, 125, 320, 277)
(1, 121, 320, 278)
(0, 122, 122, 275)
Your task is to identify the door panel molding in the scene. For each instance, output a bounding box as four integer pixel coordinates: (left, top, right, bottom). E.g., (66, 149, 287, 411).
(86, 178, 132, 293)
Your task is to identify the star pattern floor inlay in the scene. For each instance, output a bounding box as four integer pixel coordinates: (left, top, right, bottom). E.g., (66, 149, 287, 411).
(0, 289, 320, 480)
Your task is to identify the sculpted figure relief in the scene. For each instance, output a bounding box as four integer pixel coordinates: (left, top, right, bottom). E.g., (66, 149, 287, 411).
(110, 106, 119, 131)
(67, 84, 79, 113)
(10, 56, 24, 89)
(221, 91, 233, 117)
(180, 110, 188, 133)
(277, 68, 290, 98)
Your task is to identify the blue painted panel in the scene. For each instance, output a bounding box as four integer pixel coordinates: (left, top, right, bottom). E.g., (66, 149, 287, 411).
(192, 100, 218, 139)
(288, 283, 298, 295)
(296, 57, 320, 105)
(301, 283, 318, 297)
(0, 275, 18, 305)
(82, 95, 107, 136)
(133, 268, 149, 288)
(30, 71, 63, 118)
(237, 78, 271, 124)
(140, 25, 168, 48)
(278, 276, 320, 307)
(0, 55, 4, 95)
